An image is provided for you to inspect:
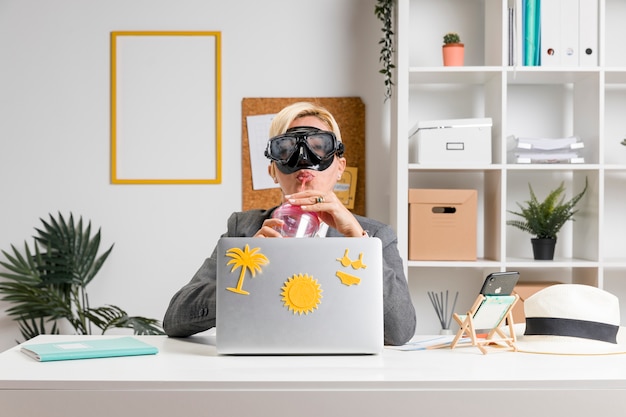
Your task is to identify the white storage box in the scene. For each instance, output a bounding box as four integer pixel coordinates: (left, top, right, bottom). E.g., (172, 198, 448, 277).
(409, 118, 492, 165)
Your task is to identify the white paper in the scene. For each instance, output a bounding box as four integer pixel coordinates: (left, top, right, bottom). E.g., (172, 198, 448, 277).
(387, 335, 471, 351)
(516, 136, 582, 150)
(247, 114, 280, 190)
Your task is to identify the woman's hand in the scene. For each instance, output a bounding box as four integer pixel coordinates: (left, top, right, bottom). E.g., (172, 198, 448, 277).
(284, 190, 365, 237)
(254, 218, 284, 238)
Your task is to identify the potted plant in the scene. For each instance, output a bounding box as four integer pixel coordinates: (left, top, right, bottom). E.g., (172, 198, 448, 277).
(0, 212, 164, 342)
(443, 32, 464, 66)
(507, 178, 588, 260)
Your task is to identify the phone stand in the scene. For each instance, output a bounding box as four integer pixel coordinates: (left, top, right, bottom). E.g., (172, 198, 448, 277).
(450, 294, 519, 354)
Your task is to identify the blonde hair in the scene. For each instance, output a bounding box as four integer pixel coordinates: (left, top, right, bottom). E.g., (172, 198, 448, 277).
(268, 102, 343, 142)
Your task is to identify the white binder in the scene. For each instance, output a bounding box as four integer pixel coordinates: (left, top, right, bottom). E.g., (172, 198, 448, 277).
(560, 0, 579, 66)
(540, 0, 562, 66)
(579, 0, 599, 67)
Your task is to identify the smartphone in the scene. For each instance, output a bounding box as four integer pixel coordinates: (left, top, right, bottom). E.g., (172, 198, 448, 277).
(479, 271, 520, 296)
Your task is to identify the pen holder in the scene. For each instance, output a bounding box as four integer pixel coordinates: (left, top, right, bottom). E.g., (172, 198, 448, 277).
(428, 290, 459, 335)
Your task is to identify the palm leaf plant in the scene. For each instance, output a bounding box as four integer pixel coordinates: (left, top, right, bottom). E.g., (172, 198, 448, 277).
(0, 212, 164, 342)
(507, 177, 588, 240)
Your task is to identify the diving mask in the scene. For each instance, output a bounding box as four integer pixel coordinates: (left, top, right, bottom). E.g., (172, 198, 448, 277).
(265, 126, 344, 174)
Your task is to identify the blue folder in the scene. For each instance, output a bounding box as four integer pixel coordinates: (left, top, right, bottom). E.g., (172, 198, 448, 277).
(523, 0, 541, 66)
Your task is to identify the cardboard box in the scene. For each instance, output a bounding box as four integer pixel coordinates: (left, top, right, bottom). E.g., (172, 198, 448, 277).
(408, 189, 477, 261)
(511, 281, 562, 324)
(409, 118, 492, 165)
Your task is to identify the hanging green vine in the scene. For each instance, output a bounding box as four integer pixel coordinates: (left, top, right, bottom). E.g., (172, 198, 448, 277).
(375, 0, 395, 100)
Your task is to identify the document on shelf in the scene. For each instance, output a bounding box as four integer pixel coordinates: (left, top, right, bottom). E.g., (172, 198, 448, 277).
(515, 136, 584, 151)
(515, 152, 585, 164)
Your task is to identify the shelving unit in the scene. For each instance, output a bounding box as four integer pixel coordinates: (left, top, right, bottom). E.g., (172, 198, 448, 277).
(391, 0, 626, 334)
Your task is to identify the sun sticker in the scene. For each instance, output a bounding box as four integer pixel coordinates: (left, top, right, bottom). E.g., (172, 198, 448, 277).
(281, 274, 323, 315)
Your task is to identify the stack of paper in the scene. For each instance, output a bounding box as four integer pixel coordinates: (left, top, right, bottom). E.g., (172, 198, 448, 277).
(509, 135, 585, 164)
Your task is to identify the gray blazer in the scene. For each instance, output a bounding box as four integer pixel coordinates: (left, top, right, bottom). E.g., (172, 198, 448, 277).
(163, 208, 416, 346)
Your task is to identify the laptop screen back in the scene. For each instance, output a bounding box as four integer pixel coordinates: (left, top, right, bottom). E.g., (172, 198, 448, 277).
(216, 237, 384, 355)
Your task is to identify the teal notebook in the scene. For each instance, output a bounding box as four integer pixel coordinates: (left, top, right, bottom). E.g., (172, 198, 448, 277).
(20, 336, 158, 362)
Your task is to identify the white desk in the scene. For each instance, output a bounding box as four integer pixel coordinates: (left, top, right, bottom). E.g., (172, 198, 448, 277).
(2, 333, 626, 417)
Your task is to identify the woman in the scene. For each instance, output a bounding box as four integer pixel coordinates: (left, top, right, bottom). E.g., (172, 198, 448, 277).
(163, 102, 416, 346)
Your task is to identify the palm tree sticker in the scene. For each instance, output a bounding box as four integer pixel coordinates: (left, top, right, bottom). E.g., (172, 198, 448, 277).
(225, 244, 269, 295)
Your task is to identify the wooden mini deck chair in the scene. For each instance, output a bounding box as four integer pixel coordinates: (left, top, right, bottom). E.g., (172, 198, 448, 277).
(450, 294, 519, 354)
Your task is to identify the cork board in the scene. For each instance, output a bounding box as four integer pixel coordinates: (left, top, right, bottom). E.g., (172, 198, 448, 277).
(241, 97, 365, 216)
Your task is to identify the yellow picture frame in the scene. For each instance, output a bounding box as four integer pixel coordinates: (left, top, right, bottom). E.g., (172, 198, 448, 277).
(110, 31, 222, 184)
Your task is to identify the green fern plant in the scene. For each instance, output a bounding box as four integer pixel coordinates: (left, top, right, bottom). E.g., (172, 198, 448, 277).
(507, 177, 588, 240)
(0, 212, 164, 342)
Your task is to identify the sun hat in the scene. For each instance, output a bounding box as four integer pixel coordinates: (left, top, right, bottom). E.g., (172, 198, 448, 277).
(514, 284, 626, 355)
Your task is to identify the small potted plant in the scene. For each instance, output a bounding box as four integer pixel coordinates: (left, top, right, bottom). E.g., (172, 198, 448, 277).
(507, 177, 588, 260)
(443, 32, 464, 66)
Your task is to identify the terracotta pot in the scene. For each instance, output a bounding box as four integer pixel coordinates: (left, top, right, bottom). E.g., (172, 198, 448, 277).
(442, 43, 464, 66)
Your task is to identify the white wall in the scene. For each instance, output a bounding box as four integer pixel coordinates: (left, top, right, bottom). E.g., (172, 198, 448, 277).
(0, 0, 393, 350)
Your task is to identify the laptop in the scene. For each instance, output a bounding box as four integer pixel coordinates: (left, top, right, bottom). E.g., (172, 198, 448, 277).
(215, 237, 384, 355)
